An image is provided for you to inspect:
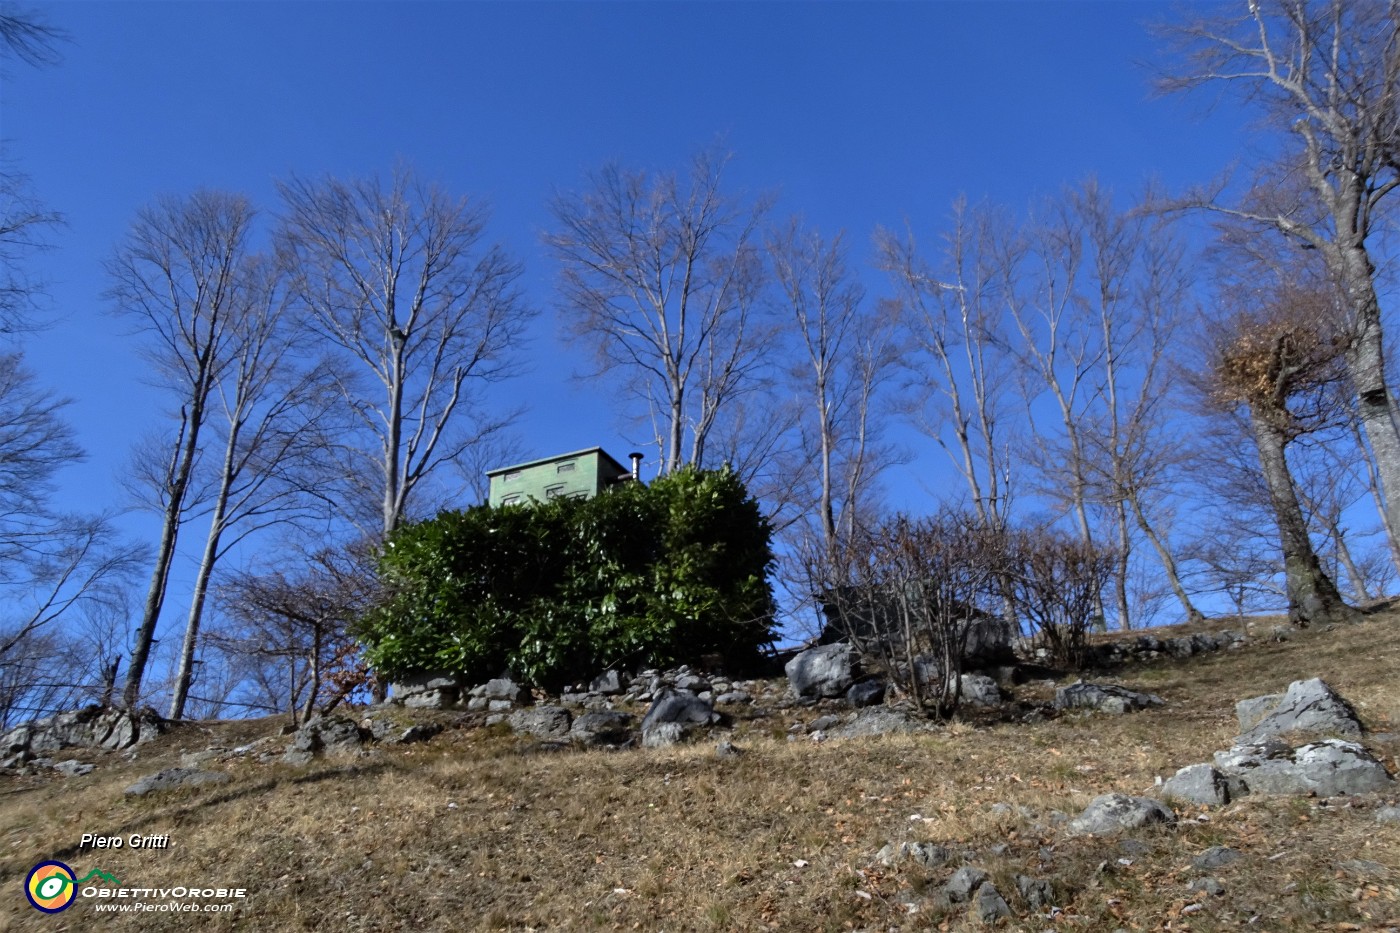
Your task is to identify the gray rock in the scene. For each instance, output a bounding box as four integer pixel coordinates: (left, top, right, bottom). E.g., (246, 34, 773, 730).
(945, 866, 990, 903)
(1015, 874, 1052, 910)
(714, 691, 752, 705)
(1118, 838, 1152, 858)
(876, 841, 952, 868)
(1214, 738, 1394, 797)
(508, 706, 572, 740)
(974, 883, 1011, 923)
(283, 715, 365, 763)
(52, 760, 94, 777)
(640, 691, 717, 747)
(641, 722, 688, 748)
(125, 767, 231, 797)
(1235, 678, 1362, 744)
(715, 739, 743, 758)
(846, 679, 885, 708)
(590, 670, 625, 695)
(570, 710, 634, 746)
(785, 642, 856, 698)
(466, 697, 488, 712)
(1192, 846, 1241, 871)
(674, 673, 709, 692)
(1188, 877, 1225, 896)
(390, 671, 460, 709)
(957, 673, 1002, 707)
(1160, 763, 1231, 807)
(809, 714, 843, 732)
(1376, 806, 1400, 824)
(1235, 693, 1284, 732)
(15, 706, 165, 755)
(1055, 682, 1164, 715)
(1067, 793, 1176, 836)
(828, 708, 917, 739)
(487, 699, 513, 712)
(481, 678, 530, 704)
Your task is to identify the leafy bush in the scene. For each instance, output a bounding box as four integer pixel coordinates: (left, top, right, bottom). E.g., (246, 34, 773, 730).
(360, 467, 776, 690)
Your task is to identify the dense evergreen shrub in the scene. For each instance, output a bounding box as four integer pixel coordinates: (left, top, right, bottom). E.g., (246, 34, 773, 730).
(360, 467, 776, 690)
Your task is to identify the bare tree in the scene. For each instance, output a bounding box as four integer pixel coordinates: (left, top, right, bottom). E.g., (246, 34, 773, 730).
(1164, 0, 1400, 556)
(107, 190, 255, 709)
(772, 220, 898, 565)
(546, 147, 771, 474)
(823, 511, 1008, 717)
(0, 3, 66, 68)
(1206, 281, 1360, 626)
(277, 165, 530, 539)
(214, 544, 380, 726)
(878, 202, 1018, 544)
(167, 257, 341, 720)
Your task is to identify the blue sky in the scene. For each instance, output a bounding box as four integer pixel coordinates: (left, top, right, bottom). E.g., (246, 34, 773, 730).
(3, 1, 1260, 634)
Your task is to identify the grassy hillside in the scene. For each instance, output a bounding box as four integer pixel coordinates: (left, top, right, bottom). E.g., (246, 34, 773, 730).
(3, 611, 1398, 931)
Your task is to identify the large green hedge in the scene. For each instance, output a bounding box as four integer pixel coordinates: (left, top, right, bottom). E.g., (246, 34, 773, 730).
(360, 466, 777, 690)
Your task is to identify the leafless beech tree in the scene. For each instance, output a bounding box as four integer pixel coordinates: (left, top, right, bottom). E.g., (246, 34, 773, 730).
(878, 202, 1018, 546)
(277, 166, 529, 538)
(1164, 0, 1400, 556)
(167, 257, 342, 720)
(771, 220, 898, 566)
(1206, 281, 1360, 626)
(546, 148, 771, 474)
(214, 544, 381, 725)
(107, 190, 254, 709)
(1003, 183, 1203, 629)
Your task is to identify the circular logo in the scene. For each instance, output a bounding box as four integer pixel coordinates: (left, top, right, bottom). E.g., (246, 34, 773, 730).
(25, 861, 77, 913)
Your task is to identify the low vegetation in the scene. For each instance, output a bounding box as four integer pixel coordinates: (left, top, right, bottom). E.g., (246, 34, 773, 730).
(2, 608, 1397, 931)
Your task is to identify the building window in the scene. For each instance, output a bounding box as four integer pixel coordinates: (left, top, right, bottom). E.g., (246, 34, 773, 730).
(504, 471, 522, 483)
(545, 484, 565, 499)
(501, 494, 521, 505)
(556, 461, 576, 474)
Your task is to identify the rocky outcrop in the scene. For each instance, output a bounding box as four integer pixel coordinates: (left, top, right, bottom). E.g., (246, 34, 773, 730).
(282, 715, 367, 765)
(1055, 682, 1164, 715)
(640, 690, 719, 748)
(785, 643, 856, 699)
(1233, 678, 1363, 743)
(389, 672, 461, 709)
(1213, 738, 1393, 798)
(1160, 763, 1231, 807)
(2, 706, 165, 766)
(1067, 793, 1176, 835)
(508, 706, 572, 741)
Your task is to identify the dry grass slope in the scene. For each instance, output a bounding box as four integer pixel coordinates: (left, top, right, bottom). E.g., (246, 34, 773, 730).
(2, 610, 1398, 931)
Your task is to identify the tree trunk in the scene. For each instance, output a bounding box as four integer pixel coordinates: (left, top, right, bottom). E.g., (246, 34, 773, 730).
(1128, 494, 1205, 624)
(1251, 414, 1359, 626)
(123, 401, 206, 710)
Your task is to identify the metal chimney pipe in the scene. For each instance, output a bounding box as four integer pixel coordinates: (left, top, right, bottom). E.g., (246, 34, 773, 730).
(628, 452, 643, 480)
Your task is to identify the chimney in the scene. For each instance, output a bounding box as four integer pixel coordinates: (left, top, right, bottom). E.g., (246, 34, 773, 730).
(629, 452, 643, 480)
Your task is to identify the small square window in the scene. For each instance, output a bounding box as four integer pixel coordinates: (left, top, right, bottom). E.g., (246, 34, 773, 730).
(556, 461, 577, 474)
(501, 494, 521, 505)
(504, 471, 522, 483)
(545, 484, 565, 498)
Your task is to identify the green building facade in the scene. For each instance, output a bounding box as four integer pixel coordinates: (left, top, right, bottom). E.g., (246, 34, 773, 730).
(486, 447, 640, 507)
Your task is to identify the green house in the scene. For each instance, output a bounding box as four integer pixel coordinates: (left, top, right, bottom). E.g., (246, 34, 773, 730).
(486, 447, 641, 507)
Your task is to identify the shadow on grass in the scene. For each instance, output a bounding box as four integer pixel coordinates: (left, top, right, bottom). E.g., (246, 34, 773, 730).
(0, 760, 395, 885)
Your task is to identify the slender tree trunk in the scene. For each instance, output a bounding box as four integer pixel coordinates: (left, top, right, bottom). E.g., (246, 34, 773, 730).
(123, 401, 207, 710)
(1128, 495, 1205, 623)
(168, 469, 232, 720)
(1251, 415, 1359, 626)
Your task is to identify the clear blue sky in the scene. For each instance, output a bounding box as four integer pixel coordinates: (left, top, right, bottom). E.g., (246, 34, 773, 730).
(4, 1, 1250, 616)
